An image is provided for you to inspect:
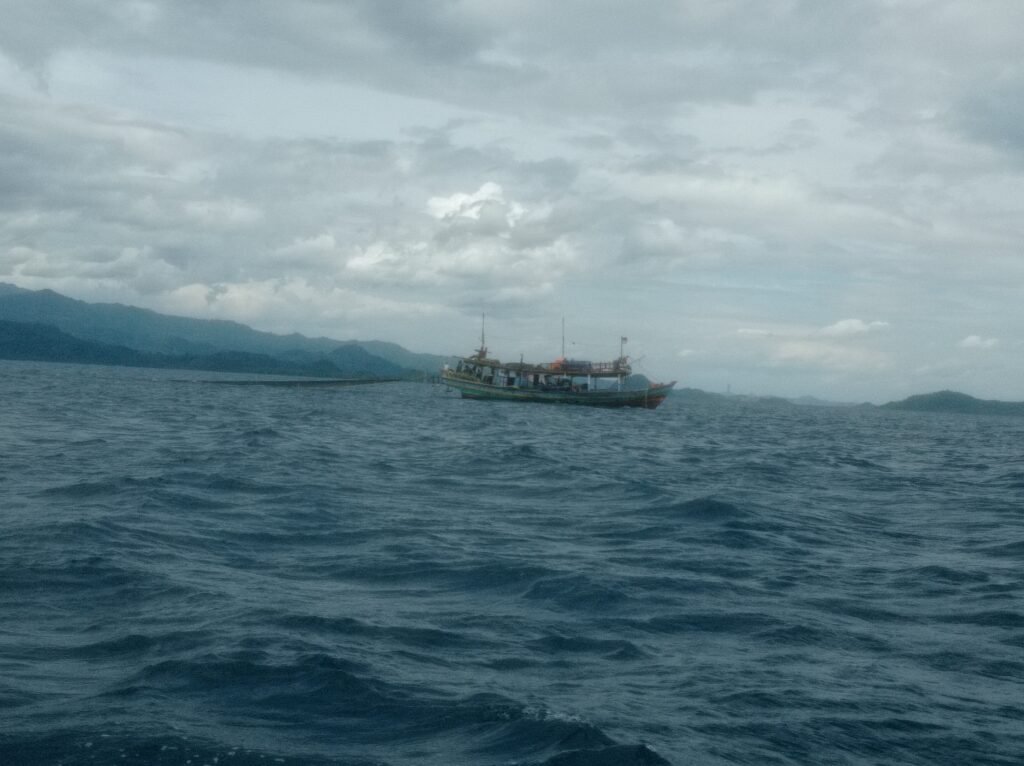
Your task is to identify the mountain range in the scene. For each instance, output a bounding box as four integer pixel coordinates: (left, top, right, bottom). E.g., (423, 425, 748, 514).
(0, 283, 448, 379)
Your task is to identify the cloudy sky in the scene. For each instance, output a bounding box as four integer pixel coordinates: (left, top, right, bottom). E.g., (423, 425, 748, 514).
(1, 1, 1022, 401)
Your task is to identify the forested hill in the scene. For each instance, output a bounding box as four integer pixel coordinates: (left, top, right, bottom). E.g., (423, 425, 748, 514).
(0, 320, 410, 379)
(0, 283, 448, 377)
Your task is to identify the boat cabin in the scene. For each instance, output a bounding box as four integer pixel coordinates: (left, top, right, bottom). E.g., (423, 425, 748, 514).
(452, 353, 631, 392)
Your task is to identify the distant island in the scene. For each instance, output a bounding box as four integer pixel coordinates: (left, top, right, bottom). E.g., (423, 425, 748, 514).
(880, 390, 1024, 417)
(674, 387, 1024, 416)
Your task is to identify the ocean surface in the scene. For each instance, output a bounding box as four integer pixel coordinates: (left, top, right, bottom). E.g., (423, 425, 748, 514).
(2, 360, 1023, 766)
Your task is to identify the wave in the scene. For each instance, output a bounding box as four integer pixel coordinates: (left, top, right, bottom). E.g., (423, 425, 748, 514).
(643, 496, 750, 521)
(934, 610, 1024, 628)
(616, 611, 784, 635)
(523, 574, 630, 611)
(0, 732, 378, 766)
(106, 656, 661, 763)
(6, 630, 211, 663)
(978, 540, 1024, 558)
(533, 743, 670, 766)
(895, 564, 990, 585)
(274, 613, 493, 652)
(527, 633, 647, 659)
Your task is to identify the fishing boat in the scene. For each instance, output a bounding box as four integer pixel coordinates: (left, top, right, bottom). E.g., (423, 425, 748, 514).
(441, 324, 675, 409)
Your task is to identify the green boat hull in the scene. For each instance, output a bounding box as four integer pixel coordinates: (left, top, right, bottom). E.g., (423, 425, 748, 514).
(442, 373, 675, 409)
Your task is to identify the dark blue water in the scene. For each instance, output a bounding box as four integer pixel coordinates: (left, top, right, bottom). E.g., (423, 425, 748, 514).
(2, 360, 1023, 765)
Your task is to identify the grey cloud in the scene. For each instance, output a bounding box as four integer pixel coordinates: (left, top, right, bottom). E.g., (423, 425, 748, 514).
(351, 0, 493, 64)
(0, 1, 879, 121)
(0, 0, 1010, 136)
(955, 76, 1024, 159)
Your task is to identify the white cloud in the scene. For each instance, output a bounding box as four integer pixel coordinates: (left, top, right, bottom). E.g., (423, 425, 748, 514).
(344, 233, 577, 299)
(333, 183, 578, 302)
(427, 182, 525, 228)
(428, 182, 501, 219)
(345, 241, 420, 281)
(820, 319, 890, 337)
(958, 335, 998, 349)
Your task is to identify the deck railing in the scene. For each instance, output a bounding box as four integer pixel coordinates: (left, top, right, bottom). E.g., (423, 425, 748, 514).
(537, 359, 631, 375)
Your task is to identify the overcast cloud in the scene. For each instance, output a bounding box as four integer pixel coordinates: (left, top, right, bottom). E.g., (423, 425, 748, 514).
(2, 0, 1022, 401)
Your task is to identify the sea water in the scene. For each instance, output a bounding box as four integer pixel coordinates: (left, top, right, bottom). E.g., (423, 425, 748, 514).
(1, 360, 1022, 765)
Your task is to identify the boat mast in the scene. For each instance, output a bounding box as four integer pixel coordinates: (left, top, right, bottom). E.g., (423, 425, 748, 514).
(476, 312, 487, 359)
(618, 335, 627, 391)
(561, 316, 565, 358)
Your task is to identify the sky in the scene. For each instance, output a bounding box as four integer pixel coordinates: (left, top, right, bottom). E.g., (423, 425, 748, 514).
(1, 1, 1022, 402)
